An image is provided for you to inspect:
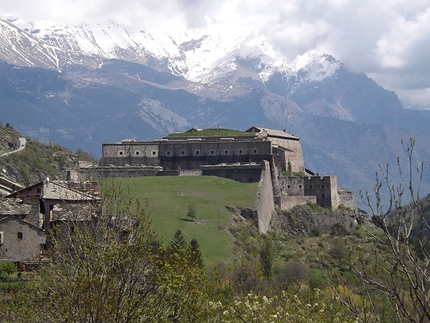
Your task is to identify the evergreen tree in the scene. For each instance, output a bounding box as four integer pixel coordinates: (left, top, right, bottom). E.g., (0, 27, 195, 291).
(188, 238, 204, 269)
(169, 229, 187, 255)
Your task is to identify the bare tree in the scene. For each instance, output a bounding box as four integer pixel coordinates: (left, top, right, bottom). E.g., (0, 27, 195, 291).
(351, 139, 430, 322)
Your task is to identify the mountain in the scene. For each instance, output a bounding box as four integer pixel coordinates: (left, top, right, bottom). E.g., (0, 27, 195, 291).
(0, 16, 429, 203)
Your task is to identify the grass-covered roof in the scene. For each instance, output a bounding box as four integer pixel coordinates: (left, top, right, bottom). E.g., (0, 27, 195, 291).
(167, 128, 256, 137)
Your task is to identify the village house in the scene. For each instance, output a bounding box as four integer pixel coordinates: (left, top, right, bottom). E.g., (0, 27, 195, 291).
(0, 180, 98, 264)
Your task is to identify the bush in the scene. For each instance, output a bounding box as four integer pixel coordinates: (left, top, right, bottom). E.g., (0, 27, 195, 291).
(0, 261, 16, 278)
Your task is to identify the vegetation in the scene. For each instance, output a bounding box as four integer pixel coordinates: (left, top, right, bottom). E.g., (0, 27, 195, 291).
(109, 176, 258, 268)
(0, 134, 429, 322)
(0, 123, 95, 185)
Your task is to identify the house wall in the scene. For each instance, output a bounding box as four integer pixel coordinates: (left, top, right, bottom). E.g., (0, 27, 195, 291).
(0, 217, 45, 262)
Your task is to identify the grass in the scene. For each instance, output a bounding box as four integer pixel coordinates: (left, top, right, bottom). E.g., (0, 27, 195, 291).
(107, 176, 259, 269)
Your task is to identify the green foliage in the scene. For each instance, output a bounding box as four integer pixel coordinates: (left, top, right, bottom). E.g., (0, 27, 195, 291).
(187, 201, 197, 220)
(311, 227, 321, 237)
(330, 223, 348, 236)
(0, 261, 16, 278)
(214, 287, 357, 323)
(259, 235, 274, 279)
(2, 182, 210, 323)
(169, 229, 187, 254)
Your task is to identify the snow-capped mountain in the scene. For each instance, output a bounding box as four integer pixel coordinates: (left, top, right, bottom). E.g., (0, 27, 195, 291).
(1, 16, 430, 199)
(0, 16, 339, 86)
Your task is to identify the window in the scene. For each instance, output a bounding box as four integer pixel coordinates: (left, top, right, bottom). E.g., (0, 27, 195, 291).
(322, 193, 325, 197)
(287, 185, 291, 189)
(210, 150, 215, 155)
(36, 188, 41, 194)
(238, 149, 243, 154)
(152, 151, 157, 156)
(181, 150, 186, 155)
(195, 150, 200, 155)
(17, 232, 23, 239)
(119, 151, 124, 156)
(166, 151, 171, 156)
(224, 149, 229, 155)
(252, 148, 258, 154)
(0, 232, 3, 244)
(309, 184, 313, 189)
(299, 185, 302, 188)
(135, 151, 140, 156)
(321, 184, 325, 189)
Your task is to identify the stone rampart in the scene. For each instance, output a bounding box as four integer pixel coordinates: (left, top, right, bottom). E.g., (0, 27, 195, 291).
(201, 163, 262, 183)
(255, 160, 275, 234)
(339, 189, 355, 210)
(276, 196, 317, 211)
(70, 166, 162, 181)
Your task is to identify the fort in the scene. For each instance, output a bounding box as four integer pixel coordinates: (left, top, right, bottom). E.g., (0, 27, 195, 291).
(70, 126, 354, 233)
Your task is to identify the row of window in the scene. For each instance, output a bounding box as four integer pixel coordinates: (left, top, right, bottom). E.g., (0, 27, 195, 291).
(286, 184, 326, 189)
(117, 148, 260, 157)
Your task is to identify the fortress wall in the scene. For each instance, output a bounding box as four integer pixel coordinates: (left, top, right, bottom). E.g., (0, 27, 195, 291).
(72, 167, 162, 180)
(281, 139, 304, 173)
(255, 160, 275, 234)
(102, 143, 159, 158)
(278, 176, 305, 196)
(277, 195, 317, 211)
(304, 176, 339, 209)
(159, 140, 272, 157)
(201, 164, 262, 183)
(100, 156, 161, 167)
(339, 190, 355, 210)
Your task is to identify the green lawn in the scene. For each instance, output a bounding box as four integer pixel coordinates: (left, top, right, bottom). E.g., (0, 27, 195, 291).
(108, 176, 259, 268)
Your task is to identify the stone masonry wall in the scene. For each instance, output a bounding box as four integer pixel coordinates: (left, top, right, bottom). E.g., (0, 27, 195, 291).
(255, 160, 275, 234)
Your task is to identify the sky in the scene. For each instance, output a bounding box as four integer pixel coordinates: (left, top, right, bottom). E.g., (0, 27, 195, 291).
(3, 0, 430, 109)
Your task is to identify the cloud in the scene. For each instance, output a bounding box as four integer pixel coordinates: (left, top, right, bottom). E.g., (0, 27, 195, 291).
(2, 0, 430, 107)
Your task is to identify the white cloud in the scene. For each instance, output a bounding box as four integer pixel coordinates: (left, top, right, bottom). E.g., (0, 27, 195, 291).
(2, 0, 430, 107)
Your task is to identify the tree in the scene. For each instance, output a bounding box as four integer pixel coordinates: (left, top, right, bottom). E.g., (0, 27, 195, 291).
(187, 201, 197, 220)
(163, 231, 208, 322)
(15, 181, 209, 323)
(0, 261, 16, 278)
(188, 238, 204, 269)
(259, 235, 274, 279)
(349, 139, 430, 322)
(169, 229, 187, 254)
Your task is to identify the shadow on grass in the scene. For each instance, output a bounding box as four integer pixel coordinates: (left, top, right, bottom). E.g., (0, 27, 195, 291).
(180, 218, 196, 222)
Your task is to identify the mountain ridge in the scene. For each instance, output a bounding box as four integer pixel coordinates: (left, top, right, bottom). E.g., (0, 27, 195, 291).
(0, 16, 429, 204)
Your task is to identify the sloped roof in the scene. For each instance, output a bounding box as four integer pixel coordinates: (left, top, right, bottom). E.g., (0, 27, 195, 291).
(0, 198, 31, 216)
(6, 180, 98, 201)
(52, 203, 96, 222)
(246, 126, 300, 140)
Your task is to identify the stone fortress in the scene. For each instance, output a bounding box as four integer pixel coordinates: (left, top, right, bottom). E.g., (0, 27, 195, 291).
(71, 126, 354, 233)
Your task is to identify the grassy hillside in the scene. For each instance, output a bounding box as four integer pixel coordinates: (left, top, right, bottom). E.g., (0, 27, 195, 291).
(108, 176, 259, 268)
